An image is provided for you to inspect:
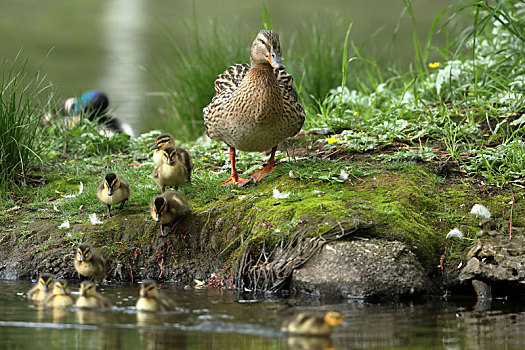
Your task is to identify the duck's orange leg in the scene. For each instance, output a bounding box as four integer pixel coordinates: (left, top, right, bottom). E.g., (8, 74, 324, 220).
(221, 146, 251, 187)
(250, 146, 277, 182)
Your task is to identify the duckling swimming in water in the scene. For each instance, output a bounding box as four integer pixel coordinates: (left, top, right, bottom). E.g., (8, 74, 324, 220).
(150, 191, 192, 237)
(27, 273, 53, 302)
(152, 146, 192, 193)
(136, 280, 175, 312)
(74, 243, 107, 283)
(281, 312, 343, 336)
(96, 173, 130, 217)
(44, 280, 76, 308)
(75, 280, 111, 308)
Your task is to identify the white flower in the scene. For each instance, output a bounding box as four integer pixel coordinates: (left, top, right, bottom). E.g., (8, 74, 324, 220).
(273, 189, 290, 199)
(470, 204, 491, 219)
(59, 220, 70, 229)
(89, 213, 103, 225)
(446, 228, 464, 239)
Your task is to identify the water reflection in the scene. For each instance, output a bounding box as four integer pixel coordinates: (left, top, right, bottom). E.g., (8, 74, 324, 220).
(2, 280, 525, 349)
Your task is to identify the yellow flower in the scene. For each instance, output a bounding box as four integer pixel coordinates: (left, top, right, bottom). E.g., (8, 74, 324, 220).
(428, 62, 440, 69)
(327, 135, 340, 144)
(353, 111, 358, 116)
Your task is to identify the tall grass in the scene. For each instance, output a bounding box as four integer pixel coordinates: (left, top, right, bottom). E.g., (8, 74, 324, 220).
(0, 55, 52, 200)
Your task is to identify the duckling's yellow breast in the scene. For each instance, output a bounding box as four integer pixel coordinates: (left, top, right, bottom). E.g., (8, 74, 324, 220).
(136, 297, 163, 312)
(49, 295, 75, 308)
(97, 188, 127, 206)
(76, 296, 103, 308)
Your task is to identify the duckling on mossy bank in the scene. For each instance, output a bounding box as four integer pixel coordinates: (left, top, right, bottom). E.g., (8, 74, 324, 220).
(150, 133, 175, 166)
(150, 191, 192, 237)
(281, 312, 343, 336)
(74, 243, 107, 282)
(136, 280, 175, 312)
(44, 280, 76, 308)
(96, 173, 130, 217)
(203, 29, 305, 187)
(152, 146, 192, 193)
(76, 281, 111, 308)
(27, 273, 53, 302)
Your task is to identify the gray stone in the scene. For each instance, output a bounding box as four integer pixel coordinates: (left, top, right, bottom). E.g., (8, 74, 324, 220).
(290, 239, 431, 299)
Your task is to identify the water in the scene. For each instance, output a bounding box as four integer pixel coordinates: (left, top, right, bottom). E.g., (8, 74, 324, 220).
(0, 0, 455, 135)
(2, 279, 525, 349)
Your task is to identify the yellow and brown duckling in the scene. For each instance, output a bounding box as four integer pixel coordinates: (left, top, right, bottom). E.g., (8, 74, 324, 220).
(203, 29, 305, 186)
(150, 133, 175, 166)
(136, 280, 175, 312)
(74, 243, 107, 282)
(96, 172, 130, 217)
(152, 146, 192, 193)
(27, 273, 53, 302)
(75, 280, 111, 308)
(150, 191, 192, 237)
(281, 312, 343, 336)
(44, 280, 76, 308)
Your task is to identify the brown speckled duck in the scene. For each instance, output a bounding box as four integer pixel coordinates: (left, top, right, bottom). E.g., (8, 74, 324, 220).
(152, 146, 192, 193)
(203, 29, 305, 186)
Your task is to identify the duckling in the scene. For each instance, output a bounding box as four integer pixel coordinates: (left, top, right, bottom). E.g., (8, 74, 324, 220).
(44, 280, 76, 308)
(152, 146, 192, 193)
(204, 29, 305, 186)
(27, 273, 53, 302)
(281, 312, 343, 336)
(150, 133, 175, 166)
(74, 243, 107, 282)
(75, 280, 111, 308)
(150, 191, 192, 237)
(136, 280, 175, 312)
(96, 173, 130, 217)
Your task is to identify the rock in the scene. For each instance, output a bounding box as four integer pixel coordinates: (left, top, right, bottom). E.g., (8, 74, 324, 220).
(290, 239, 431, 299)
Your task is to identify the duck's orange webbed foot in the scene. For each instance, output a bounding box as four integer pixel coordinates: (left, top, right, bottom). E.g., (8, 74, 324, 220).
(250, 163, 275, 182)
(220, 175, 251, 187)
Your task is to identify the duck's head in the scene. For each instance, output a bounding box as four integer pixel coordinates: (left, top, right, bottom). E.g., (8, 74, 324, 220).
(139, 280, 158, 299)
(162, 146, 177, 166)
(250, 30, 285, 70)
(103, 173, 120, 196)
(76, 243, 94, 263)
(150, 134, 174, 151)
(38, 273, 53, 293)
(79, 280, 97, 297)
(151, 196, 167, 222)
(52, 280, 70, 295)
(324, 312, 343, 327)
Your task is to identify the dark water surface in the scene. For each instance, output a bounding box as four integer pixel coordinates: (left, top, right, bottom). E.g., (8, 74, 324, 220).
(1, 279, 525, 349)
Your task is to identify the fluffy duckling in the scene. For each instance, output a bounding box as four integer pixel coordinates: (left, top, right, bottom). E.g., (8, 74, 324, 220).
(96, 173, 130, 217)
(136, 280, 175, 312)
(203, 29, 305, 186)
(281, 312, 343, 336)
(74, 243, 107, 282)
(44, 280, 76, 308)
(152, 146, 192, 193)
(75, 281, 111, 308)
(150, 191, 192, 237)
(150, 133, 175, 166)
(27, 273, 53, 302)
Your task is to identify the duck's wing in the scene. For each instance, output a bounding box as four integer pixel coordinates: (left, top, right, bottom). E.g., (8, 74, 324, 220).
(213, 63, 250, 94)
(274, 69, 306, 133)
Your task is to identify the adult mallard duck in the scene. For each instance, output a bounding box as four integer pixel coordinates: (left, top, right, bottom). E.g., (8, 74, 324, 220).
(281, 312, 343, 336)
(76, 280, 112, 308)
(150, 133, 175, 166)
(136, 280, 175, 312)
(74, 243, 107, 282)
(152, 146, 192, 193)
(150, 191, 192, 236)
(27, 273, 53, 302)
(203, 29, 305, 186)
(96, 173, 130, 217)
